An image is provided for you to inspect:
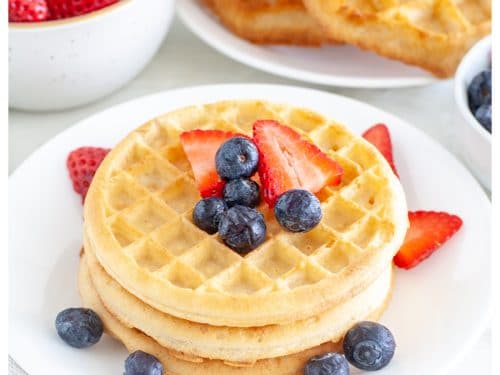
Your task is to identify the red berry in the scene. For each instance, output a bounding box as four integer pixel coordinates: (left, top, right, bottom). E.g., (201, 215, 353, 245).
(67, 147, 110, 203)
(180, 130, 243, 198)
(9, 0, 49, 22)
(394, 211, 463, 269)
(362, 123, 399, 177)
(253, 120, 343, 208)
(47, 0, 118, 20)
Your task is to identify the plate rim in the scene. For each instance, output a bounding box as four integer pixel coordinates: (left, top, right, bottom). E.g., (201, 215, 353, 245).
(9, 83, 491, 375)
(176, 0, 438, 89)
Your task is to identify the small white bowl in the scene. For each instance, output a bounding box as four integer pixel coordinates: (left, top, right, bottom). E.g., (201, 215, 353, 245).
(9, 0, 175, 111)
(454, 35, 491, 190)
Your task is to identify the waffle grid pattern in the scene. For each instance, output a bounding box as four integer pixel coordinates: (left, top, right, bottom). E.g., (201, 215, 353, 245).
(100, 104, 397, 298)
(303, 0, 491, 77)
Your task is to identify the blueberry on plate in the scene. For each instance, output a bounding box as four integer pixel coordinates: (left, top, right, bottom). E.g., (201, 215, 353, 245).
(218, 205, 266, 254)
(215, 137, 259, 180)
(467, 70, 491, 112)
(55, 307, 103, 348)
(475, 104, 492, 133)
(304, 352, 350, 375)
(274, 189, 322, 232)
(124, 350, 164, 375)
(343, 321, 396, 371)
(223, 178, 261, 208)
(193, 197, 227, 234)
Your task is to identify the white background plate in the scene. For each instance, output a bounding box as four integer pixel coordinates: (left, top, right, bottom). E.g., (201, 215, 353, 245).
(9, 84, 490, 374)
(177, 0, 438, 88)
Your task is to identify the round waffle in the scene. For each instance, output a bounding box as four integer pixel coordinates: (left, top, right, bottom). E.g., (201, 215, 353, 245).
(78, 255, 389, 374)
(84, 100, 408, 327)
(84, 244, 393, 362)
(303, 0, 491, 77)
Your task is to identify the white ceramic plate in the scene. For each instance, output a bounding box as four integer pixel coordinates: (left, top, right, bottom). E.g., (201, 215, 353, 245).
(177, 0, 438, 88)
(9, 84, 490, 374)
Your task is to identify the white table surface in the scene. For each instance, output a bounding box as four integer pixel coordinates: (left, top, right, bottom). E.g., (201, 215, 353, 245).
(8, 17, 491, 374)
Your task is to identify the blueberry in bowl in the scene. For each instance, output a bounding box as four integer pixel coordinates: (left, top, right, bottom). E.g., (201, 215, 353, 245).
(467, 69, 492, 133)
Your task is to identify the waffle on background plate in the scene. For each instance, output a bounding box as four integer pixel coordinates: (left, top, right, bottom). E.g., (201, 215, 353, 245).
(202, 0, 330, 45)
(200, 0, 491, 77)
(81, 100, 408, 370)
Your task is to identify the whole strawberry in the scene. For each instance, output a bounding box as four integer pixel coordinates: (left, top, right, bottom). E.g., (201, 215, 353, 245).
(47, 0, 119, 20)
(9, 0, 49, 22)
(67, 147, 110, 203)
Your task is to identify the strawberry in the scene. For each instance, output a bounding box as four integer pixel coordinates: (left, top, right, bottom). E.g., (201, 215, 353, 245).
(9, 0, 49, 22)
(180, 129, 240, 198)
(67, 147, 110, 203)
(47, 0, 118, 19)
(362, 123, 398, 177)
(253, 120, 343, 207)
(394, 211, 463, 269)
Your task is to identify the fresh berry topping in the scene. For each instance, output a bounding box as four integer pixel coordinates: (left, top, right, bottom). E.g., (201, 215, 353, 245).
(124, 350, 164, 375)
(193, 197, 227, 234)
(218, 205, 266, 254)
(362, 124, 398, 177)
(55, 308, 103, 348)
(215, 137, 259, 180)
(9, 0, 49, 22)
(467, 70, 492, 113)
(253, 120, 343, 207)
(304, 352, 350, 375)
(475, 104, 492, 133)
(274, 189, 322, 232)
(180, 130, 239, 198)
(47, 0, 118, 20)
(394, 211, 463, 269)
(223, 178, 261, 208)
(67, 147, 110, 202)
(343, 321, 396, 371)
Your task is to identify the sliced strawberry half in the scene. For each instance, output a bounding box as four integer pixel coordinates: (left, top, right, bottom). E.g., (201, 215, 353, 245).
(67, 146, 110, 203)
(180, 129, 240, 198)
(362, 123, 398, 177)
(394, 211, 463, 269)
(253, 120, 343, 207)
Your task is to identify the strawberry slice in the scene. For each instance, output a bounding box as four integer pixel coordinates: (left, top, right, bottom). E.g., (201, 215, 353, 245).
(180, 129, 239, 198)
(394, 211, 463, 269)
(47, 0, 118, 19)
(253, 120, 343, 207)
(67, 146, 110, 203)
(362, 124, 398, 177)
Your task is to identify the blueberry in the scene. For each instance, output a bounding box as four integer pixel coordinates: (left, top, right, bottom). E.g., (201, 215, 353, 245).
(343, 321, 396, 371)
(193, 197, 227, 234)
(223, 178, 261, 208)
(218, 205, 266, 254)
(55, 307, 103, 348)
(124, 350, 164, 375)
(304, 352, 350, 375)
(475, 104, 492, 133)
(274, 189, 322, 232)
(467, 70, 491, 112)
(215, 137, 259, 180)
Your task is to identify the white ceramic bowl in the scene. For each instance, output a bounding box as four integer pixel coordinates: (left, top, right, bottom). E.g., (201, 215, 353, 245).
(454, 35, 491, 190)
(9, 0, 175, 111)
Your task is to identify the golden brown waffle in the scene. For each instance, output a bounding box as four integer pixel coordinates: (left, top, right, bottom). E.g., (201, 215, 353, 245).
(303, 0, 491, 77)
(84, 243, 393, 362)
(202, 0, 329, 45)
(78, 254, 389, 374)
(84, 100, 408, 327)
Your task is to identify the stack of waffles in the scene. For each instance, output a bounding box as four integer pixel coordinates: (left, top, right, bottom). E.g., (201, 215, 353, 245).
(79, 100, 409, 374)
(202, 0, 491, 77)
